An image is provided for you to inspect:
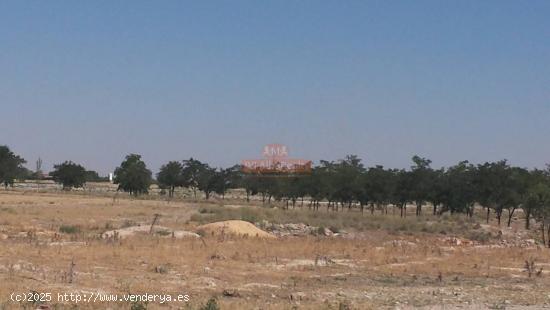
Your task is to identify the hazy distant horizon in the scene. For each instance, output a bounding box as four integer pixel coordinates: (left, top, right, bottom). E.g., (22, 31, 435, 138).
(1, 1, 549, 175)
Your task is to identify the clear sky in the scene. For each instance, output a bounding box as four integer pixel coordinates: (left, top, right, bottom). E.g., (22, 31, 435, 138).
(1, 1, 549, 175)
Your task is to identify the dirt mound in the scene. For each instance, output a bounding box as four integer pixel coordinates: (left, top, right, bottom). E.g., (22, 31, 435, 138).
(196, 220, 275, 238)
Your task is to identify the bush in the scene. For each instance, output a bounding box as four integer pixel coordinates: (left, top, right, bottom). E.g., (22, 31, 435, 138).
(466, 230, 492, 242)
(156, 230, 171, 236)
(200, 297, 220, 310)
(130, 300, 148, 310)
(59, 225, 80, 234)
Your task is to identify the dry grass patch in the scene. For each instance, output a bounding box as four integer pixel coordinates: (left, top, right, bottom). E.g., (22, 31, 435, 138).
(0, 191, 549, 309)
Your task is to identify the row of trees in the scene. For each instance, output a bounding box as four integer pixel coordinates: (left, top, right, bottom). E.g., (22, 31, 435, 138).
(154, 155, 550, 231)
(0, 146, 107, 189)
(3, 145, 550, 235)
(157, 158, 240, 199)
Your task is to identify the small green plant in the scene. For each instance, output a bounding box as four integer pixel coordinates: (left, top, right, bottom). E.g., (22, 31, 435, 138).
(200, 297, 220, 310)
(154, 265, 169, 274)
(59, 225, 80, 234)
(155, 230, 171, 236)
(104, 222, 114, 230)
(121, 220, 136, 228)
(130, 300, 148, 310)
(466, 230, 492, 242)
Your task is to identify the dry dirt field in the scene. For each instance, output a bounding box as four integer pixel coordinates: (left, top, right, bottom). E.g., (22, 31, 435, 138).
(1, 190, 550, 309)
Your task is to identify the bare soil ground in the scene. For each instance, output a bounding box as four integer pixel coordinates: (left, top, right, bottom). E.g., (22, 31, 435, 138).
(1, 190, 550, 309)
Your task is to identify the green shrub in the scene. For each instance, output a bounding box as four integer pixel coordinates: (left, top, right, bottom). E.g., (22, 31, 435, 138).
(59, 225, 80, 234)
(156, 230, 171, 236)
(200, 297, 220, 310)
(466, 230, 492, 242)
(130, 300, 148, 310)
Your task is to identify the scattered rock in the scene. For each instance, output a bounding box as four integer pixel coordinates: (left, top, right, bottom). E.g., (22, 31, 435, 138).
(210, 253, 226, 260)
(322, 227, 334, 236)
(222, 289, 240, 297)
(289, 292, 306, 301)
(257, 220, 336, 237)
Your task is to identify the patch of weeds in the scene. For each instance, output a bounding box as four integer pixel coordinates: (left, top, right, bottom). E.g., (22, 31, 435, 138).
(130, 300, 148, 310)
(199, 297, 220, 310)
(240, 208, 260, 223)
(316, 226, 326, 235)
(375, 276, 399, 285)
(0, 207, 16, 214)
(59, 225, 80, 234)
(199, 207, 217, 214)
(155, 230, 171, 236)
(465, 230, 492, 242)
(121, 220, 136, 228)
(154, 265, 169, 274)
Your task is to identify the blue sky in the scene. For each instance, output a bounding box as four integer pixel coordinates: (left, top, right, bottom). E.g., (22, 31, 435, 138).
(1, 1, 549, 174)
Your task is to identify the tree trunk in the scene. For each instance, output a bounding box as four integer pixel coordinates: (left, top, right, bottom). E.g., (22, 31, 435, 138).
(507, 208, 516, 227)
(486, 207, 490, 224)
(525, 209, 531, 230)
(541, 221, 546, 247)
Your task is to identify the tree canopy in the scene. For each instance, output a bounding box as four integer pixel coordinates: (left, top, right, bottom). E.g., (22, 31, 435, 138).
(50, 161, 87, 190)
(0, 145, 26, 188)
(113, 154, 152, 196)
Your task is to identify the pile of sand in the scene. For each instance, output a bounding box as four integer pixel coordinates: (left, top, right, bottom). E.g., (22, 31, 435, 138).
(196, 220, 275, 239)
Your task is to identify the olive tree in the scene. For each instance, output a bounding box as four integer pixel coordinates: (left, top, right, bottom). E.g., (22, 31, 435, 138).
(0, 145, 26, 188)
(113, 154, 152, 196)
(50, 161, 87, 190)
